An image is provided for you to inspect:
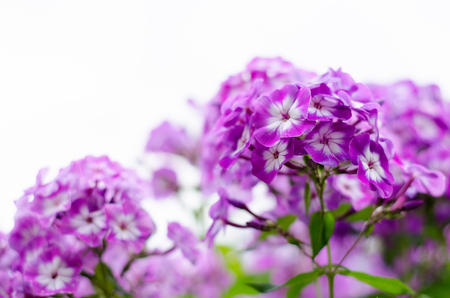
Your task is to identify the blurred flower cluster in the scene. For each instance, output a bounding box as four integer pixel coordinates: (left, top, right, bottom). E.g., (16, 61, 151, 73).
(2, 57, 450, 297)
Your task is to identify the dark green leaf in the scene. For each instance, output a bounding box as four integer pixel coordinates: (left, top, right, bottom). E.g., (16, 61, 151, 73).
(259, 230, 277, 240)
(309, 211, 335, 258)
(362, 293, 395, 298)
(365, 224, 374, 238)
(81, 295, 102, 298)
(277, 215, 297, 231)
(284, 271, 323, 287)
(223, 282, 260, 297)
(94, 262, 115, 294)
(339, 271, 415, 295)
(286, 284, 303, 298)
(331, 203, 352, 218)
(246, 282, 280, 293)
(346, 206, 373, 222)
(304, 181, 311, 215)
(246, 271, 322, 294)
(420, 282, 450, 297)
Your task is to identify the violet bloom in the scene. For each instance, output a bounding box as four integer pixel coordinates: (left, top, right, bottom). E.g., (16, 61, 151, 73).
(405, 164, 446, 197)
(251, 139, 294, 184)
(151, 168, 180, 199)
(204, 189, 229, 247)
(105, 201, 156, 253)
(24, 246, 82, 296)
(333, 175, 377, 211)
(219, 122, 253, 169)
(168, 222, 199, 264)
(349, 133, 394, 198)
(9, 216, 46, 253)
(307, 84, 352, 121)
(301, 122, 355, 167)
(145, 121, 196, 163)
(253, 84, 315, 147)
(30, 184, 71, 227)
(60, 198, 107, 247)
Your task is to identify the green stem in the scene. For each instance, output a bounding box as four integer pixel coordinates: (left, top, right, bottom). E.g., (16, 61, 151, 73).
(327, 273, 335, 298)
(314, 170, 334, 298)
(327, 241, 334, 298)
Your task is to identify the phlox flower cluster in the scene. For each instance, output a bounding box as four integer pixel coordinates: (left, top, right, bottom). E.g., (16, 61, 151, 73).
(3, 57, 450, 298)
(0, 156, 231, 297)
(148, 57, 450, 297)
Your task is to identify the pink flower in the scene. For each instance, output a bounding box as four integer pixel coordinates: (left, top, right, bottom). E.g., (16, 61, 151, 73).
(105, 201, 156, 253)
(251, 139, 293, 183)
(24, 246, 82, 296)
(253, 84, 315, 147)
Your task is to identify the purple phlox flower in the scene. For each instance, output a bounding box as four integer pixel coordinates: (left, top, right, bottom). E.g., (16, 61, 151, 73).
(326, 68, 374, 103)
(253, 84, 315, 147)
(204, 189, 230, 247)
(307, 84, 352, 121)
(18, 236, 47, 268)
(30, 184, 71, 227)
(189, 247, 232, 298)
(406, 110, 448, 143)
(333, 174, 377, 211)
(245, 57, 297, 81)
(24, 246, 82, 296)
(379, 137, 394, 160)
(60, 155, 120, 190)
(300, 122, 355, 167)
(8, 216, 47, 253)
(0, 271, 27, 298)
(151, 168, 180, 199)
(74, 276, 96, 297)
(123, 256, 189, 298)
(105, 201, 156, 253)
(60, 198, 107, 247)
(23, 167, 49, 196)
(219, 121, 254, 169)
(349, 133, 394, 198)
(167, 222, 199, 264)
(405, 164, 447, 197)
(220, 78, 263, 122)
(101, 242, 135, 278)
(145, 121, 196, 163)
(218, 159, 258, 202)
(0, 234, 19, 272)
(251, 139, 294, 184)
(13, 195, 34, 221)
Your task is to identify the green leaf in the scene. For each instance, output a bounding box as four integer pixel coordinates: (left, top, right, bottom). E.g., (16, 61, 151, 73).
(246, 282, 280, 293)
(420, 282, 450, 297)
(338, 271, 415, 295)
(309, 211, 335, 258)
(223, 282, 260, 297)
(259, 230, 277, 240)
(331, 203, 352, 218)
(286, 284, 303, 298)
(304, 181, 311, 215)
(91, 262, 131, 297)
(284, 271, 323, 287)
(346, 206, 373, 222)
(277, 215, 297, 231)
(365, 224, 374, 238)
(94, 262, 115, 294)
(246, 271, 323, 294)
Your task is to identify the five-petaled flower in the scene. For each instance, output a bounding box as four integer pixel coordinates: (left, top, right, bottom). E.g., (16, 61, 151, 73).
(349, 133, 394, 198)
(300, 121, 355, 167)
(251, 139, 294, 183)
(253, 84, 315, 147)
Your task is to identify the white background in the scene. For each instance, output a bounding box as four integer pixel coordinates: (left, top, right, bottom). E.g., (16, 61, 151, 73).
(1, 0, 450, 233)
